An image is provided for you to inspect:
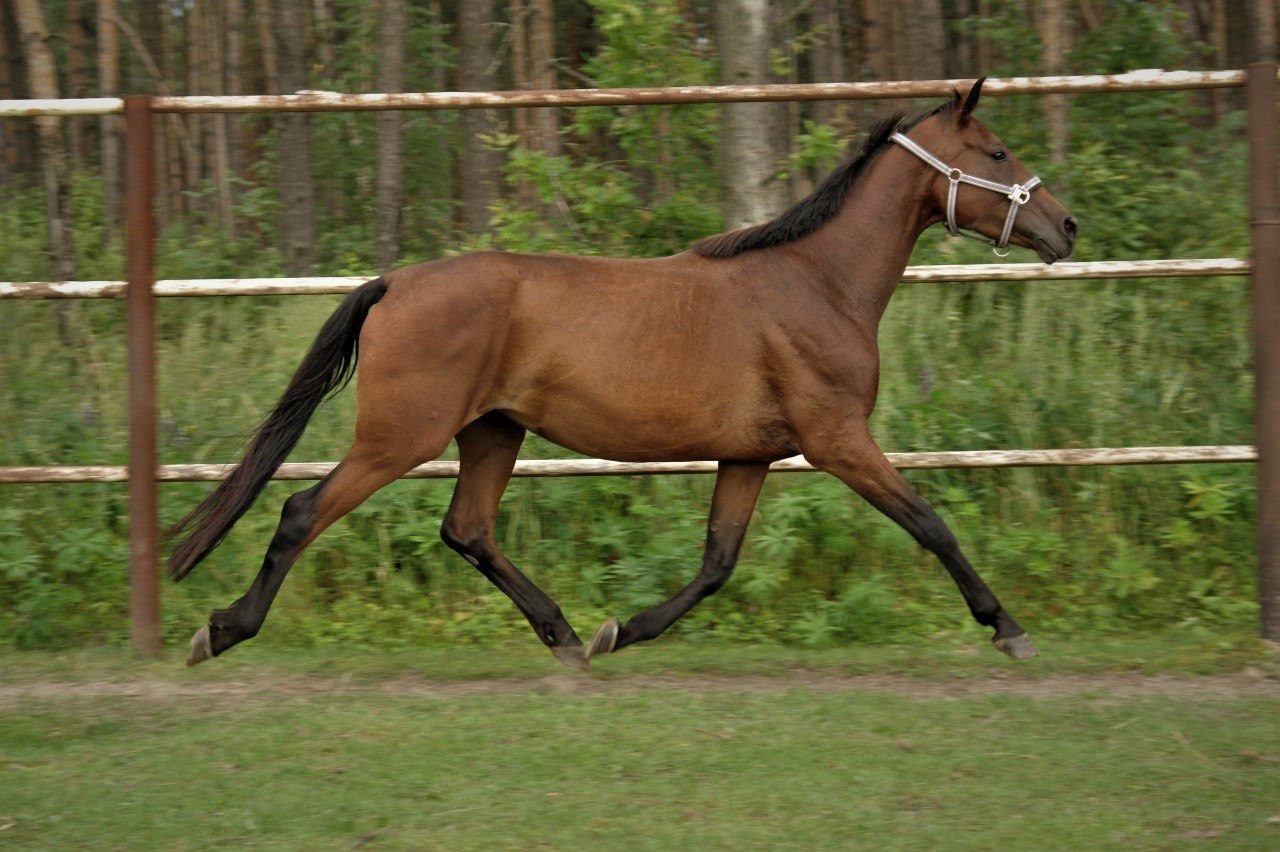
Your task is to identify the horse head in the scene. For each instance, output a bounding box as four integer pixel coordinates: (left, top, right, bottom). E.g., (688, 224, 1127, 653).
(893, 78, 1078, 263)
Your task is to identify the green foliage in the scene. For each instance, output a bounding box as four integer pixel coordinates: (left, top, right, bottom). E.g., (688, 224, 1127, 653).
(0, 497, 125, 649)
(482, 0, 721, 257)
(0, 4, 1263, 650)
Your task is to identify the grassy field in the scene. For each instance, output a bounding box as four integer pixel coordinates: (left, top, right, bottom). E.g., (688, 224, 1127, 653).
(2, 634, 1278, 849)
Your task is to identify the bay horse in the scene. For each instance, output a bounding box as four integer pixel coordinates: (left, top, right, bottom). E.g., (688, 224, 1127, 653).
(171, 79, 1076, 669)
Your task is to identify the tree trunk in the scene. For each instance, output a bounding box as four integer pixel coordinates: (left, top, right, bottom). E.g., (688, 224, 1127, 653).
(509, 0, 535, 205)
(1036, 0, 1071, 171)
(1251, 0, 1278, 61)
(458, 0, 501, 236)
(428, 1, 446, 90)
(716, 0, 788, 229)
(978, 0, 994, 71)
(901, 0, 946, 80)
(247, 0, 278, 228)
(312, 0, 336, 81)
(529, 0, 561, 158)
(1205, 0, 1230, 120)
(134, 0, 172, 227)
(773, 2, 806, 202)
(811, 0, 848, 130)
(255, 0, 280, 95)
(184, 2, 206, 223)
(14, 0, 76, 282)
(0, 0, 32, 186)
(276, 0, 315, 274)
(885, 0, 907, 82)
(376, 0, 405, 267)
(225, 0, 247, 184)
(511, 0, 529, 139)
(860, 0, 897, 120)
(64, 0, 93, 168)
(199, 0, 234, 231)
(98, 0, 122, 232)
(163, 3, 186, 220)
(950, 0, 976, 77)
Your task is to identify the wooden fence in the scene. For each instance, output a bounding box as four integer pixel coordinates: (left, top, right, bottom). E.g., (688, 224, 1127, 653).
(1, 69, 1277, 652)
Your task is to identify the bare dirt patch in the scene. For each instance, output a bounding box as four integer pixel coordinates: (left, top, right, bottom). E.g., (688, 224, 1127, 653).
(3, 668, 1277, 710)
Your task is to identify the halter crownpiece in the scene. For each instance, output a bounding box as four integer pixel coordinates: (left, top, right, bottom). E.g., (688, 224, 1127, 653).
(889, 131, 1042, 258)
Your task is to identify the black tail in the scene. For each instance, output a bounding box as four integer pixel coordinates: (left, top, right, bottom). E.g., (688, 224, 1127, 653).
(167, 277, 390, 580)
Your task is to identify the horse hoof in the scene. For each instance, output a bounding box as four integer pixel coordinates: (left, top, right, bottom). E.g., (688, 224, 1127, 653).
(550, 644, 590, 672)
(187, 624, 214, 667)
(993, 632, 1039, 660)
(587, 618, 619, 660)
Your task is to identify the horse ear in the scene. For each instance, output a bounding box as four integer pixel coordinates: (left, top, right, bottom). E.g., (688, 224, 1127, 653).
(958, 77, 985, 126)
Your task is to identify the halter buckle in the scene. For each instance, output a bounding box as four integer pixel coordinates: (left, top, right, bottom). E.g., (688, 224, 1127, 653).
(1007, 184, 1032, 205)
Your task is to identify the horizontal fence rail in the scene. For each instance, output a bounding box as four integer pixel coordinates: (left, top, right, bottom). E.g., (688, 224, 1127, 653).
(0, 258, 1253, 300)
(0, 447, 1259, 485)
(2, 67, 1276, 646)
(0, 69, 1273, 117)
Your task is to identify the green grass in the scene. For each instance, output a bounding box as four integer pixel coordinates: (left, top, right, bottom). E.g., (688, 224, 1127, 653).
(4, 627, 1277, 684)
(0, 92, 1263, 653)
(2, 639, 1278, 849)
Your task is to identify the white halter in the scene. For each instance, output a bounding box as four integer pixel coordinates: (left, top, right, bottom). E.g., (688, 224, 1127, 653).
(890, 131, 1042, 258)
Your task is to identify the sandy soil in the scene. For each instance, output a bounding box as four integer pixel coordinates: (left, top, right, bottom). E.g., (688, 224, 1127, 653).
(3, 668, 1278, 710)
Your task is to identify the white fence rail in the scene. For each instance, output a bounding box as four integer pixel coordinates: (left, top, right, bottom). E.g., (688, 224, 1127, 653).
(0, 69, 1269, 117)
(2, 66, 1275, 645)
(0, 258, 1253, 300)
(0, 447, 1258, 485)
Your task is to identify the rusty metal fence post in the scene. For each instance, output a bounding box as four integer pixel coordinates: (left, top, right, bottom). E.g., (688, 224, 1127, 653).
(1, 71, 1271, 646)
(124, 96, 160, 655)
(1249, 64, 1280, 641)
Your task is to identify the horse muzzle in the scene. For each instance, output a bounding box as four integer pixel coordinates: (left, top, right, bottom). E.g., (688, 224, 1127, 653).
(1032, 214, 1077, 264)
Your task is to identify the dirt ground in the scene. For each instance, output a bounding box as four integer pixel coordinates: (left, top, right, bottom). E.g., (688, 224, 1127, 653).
(3, 668, 1278, 710)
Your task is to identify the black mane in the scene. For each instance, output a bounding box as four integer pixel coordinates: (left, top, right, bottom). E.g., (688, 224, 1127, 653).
(692, 98, 957, 259)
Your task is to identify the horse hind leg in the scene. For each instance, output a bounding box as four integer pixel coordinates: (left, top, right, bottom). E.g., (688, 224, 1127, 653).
(187, 440, 435, 665)
(440, 413, 589, 670)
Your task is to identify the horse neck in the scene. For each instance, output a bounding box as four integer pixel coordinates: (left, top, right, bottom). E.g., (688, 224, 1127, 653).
(798, 143, 942, 320)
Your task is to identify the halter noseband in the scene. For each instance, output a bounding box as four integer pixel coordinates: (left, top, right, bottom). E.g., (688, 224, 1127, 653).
(890, 131, 1042, 258)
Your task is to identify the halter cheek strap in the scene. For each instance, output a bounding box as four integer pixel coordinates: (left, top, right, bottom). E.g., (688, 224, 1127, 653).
(889, 132, 1042, 258)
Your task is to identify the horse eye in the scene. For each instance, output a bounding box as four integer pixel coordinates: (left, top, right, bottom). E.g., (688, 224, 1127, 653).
(991, 151, 1007, 162)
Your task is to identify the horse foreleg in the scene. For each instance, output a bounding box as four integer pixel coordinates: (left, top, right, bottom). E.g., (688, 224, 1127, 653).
(187, 443, 426, 665)
(805, 428, 1036, 659)
(441, 413, 590, 670)
(589, 460, 770, 661)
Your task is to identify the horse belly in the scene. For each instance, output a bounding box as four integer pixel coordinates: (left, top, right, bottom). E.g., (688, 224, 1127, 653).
(500, 367, 792, 463)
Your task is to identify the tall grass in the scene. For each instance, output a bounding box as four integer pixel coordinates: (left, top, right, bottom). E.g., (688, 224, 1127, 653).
(0, 87, 1259, 650)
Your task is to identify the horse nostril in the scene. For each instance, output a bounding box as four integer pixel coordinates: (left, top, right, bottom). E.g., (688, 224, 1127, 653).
(1063, 216, 1078, 240)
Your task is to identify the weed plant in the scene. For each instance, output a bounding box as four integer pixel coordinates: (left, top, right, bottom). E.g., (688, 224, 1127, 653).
(0, 3, 1259, 650)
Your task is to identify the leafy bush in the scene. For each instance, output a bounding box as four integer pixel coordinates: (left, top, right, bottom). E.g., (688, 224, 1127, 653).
(0, 2, 1261, 650)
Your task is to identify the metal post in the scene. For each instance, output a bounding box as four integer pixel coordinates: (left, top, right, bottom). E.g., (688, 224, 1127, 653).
(124, 96, 160, 656)
(1249, 64, 1280, 641)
